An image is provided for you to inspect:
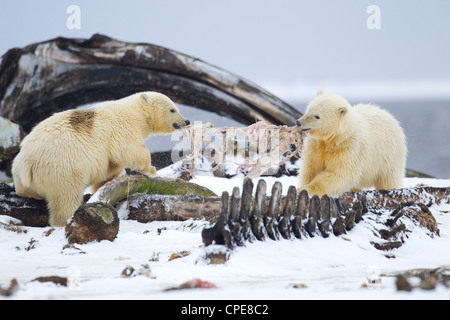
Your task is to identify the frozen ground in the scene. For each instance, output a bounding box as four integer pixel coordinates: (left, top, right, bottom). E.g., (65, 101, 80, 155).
(1, 173, 449, 300)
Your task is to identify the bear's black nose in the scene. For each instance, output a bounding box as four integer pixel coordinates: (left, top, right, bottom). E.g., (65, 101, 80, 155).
(295, 120, 302, 126)
(185, 119, 190, 126)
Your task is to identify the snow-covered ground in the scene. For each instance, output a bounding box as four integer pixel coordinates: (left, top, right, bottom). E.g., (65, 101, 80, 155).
(1, 172, 449, 300)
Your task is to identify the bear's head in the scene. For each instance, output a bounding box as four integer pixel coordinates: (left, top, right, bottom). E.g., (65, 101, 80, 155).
(140, 92, 190, 134)
(295, 90, 351, 139)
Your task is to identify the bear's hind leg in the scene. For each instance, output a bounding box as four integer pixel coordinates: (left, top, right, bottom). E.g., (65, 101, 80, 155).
(13, 172, 44, 200)
(14, 182, 44, 200)
(375, 170, 403, 191)
(46, 192, 84, 227)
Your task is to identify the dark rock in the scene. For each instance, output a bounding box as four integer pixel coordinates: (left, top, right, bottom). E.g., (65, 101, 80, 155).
(396, 275, 413, 291)
(32, 276, 68, 287)
(0, 117, 24, 176)
(202, 246, 231, 265)
(371, 241, 403, 251)
(0, 182, 49, 227)
(0, 278, 18, 296)
(65, 202, 119, 244)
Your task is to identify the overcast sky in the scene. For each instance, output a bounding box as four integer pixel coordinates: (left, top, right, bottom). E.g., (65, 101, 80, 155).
(1, 1, 449, 177)
(1, 0, 449, 86)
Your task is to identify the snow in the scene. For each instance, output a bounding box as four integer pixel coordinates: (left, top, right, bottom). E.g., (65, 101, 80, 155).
(1, 172, 450, 300)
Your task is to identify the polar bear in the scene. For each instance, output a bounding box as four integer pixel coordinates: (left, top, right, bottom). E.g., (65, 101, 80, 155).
(12, 91, 190, 227)
(296, 91, 406, 197)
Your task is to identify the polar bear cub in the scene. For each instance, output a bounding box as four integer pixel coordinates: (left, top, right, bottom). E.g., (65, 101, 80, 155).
(296, 90, 407, 197)
(12, 91, 190, 226)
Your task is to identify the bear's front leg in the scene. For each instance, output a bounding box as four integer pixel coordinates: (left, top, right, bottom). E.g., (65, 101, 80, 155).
(298, 168, 358, 198)
(297, 140, 324, 187)
(298, 155, 323, 186)
(142, 165, 158, 177)
(129, 144, 158, 177)
(297, 185, 326, 198)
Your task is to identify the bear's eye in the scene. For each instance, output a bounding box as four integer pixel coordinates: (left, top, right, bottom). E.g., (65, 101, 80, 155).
(315, 115, 320, 119)
(170, 109, 176, 113)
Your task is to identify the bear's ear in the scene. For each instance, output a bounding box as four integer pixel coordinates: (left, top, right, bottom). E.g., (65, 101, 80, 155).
(316, 89, 324, 96)
(140, 93, 153, 105)
(337, 106, 347, 117)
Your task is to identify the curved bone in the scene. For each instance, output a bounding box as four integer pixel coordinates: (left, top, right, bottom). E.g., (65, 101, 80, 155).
(0, 34, 302, 132)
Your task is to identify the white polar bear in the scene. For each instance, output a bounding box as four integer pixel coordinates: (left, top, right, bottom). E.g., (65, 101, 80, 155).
(12, 91, 190, 226)
(296, 91, 407, 197)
